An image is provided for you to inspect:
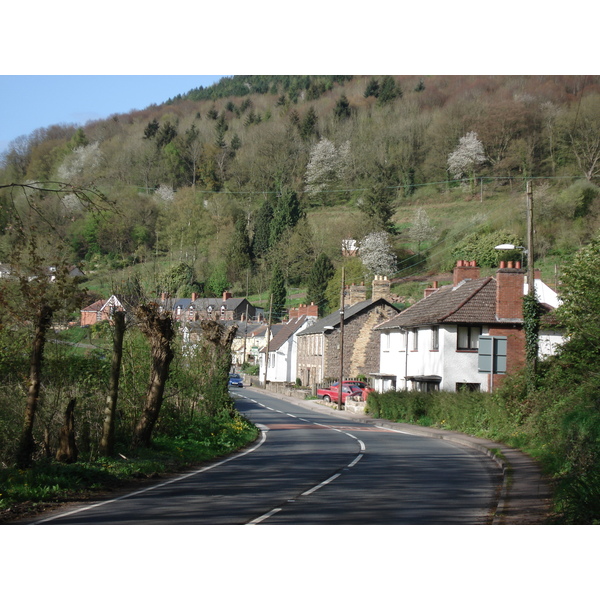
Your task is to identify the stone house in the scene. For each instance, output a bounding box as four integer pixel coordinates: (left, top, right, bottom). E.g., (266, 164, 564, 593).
(373, 260, 563, 394)
(295, 277, 399, 387)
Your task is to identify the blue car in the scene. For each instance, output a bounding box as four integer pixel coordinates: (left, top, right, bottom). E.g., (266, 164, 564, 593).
(228, 373, 244, 387)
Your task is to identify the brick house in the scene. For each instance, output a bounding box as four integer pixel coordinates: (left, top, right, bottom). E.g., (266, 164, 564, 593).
(80, 295, 125, 326)
(373, 260, 563, 393)
(296, 278, 398, 386)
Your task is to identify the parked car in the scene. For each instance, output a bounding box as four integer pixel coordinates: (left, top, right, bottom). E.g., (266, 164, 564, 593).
(317, 384, 363, 404)
(329, 380, 374, 400)
(228, 373, 244, 387)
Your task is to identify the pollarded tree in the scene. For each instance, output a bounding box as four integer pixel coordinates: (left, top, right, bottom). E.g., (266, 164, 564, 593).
(131, 302, 176, 448)
(447, 131, 486, 192)
(0, 181, 113, 467)
(306, 252, 335, 316)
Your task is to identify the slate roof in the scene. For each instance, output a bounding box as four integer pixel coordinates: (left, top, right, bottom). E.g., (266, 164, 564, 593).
(260, 316, 309, 353)
(297, 298, 397, 336)
(376, 278, 498, 330)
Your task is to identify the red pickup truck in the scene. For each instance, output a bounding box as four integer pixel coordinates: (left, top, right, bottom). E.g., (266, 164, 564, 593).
(317, 383, 364, 404)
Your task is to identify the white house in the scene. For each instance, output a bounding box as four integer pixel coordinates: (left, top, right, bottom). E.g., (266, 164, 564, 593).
(259, 313, 317, 383)
(373, 261, 563, 394)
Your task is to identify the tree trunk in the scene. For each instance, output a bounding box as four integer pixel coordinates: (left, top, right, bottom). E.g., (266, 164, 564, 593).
(15, 304, 53, 468)
(197, 320, 238, 416)
(56, 398, 78, 463)
(99, 311, 126, 456)
(131, 305, 175, 448)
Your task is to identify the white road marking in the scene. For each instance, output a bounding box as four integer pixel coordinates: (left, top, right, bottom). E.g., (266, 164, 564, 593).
(34, 426, 269, 524)
(247, 508, 282, 524)
(375, 425, 419, 436)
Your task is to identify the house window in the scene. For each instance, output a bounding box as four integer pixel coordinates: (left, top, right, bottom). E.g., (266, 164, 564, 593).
(457, 326, 482, 350)
(382, 332, 390, 351)
(431, 326, 439, 351)
(456, 382, 481, 392)
(411, 328, 418, 351)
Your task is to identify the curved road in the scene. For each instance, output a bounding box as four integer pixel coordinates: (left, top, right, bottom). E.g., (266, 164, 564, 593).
(34, 388, 502, 525)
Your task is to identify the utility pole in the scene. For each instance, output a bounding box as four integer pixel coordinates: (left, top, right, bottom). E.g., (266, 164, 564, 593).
(263, 294, 273, 388)
(338, 267, 345, 410)
(242, 304, 249, 366)
(526, 180, 535, 288)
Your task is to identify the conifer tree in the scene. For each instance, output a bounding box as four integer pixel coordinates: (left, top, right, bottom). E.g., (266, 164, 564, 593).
(306, 252, 334, 315)
(334, 95, 351, 120)
(270, 189, 302, 247)
(252, 196, 275, 258)
(269, 263, 287, 321)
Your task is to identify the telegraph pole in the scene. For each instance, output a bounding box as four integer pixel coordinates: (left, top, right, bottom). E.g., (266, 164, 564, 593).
(526, 180, 535, 287)
(338, 267, 345, 410)
(263, 294, 273, 388)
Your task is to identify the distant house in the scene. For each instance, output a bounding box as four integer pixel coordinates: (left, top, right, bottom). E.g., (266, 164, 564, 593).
(80, 295, 125, 327)
(296, 278, 399, 386)
(259, 304, 319, 383)
(373, 260, 563, 394)
(162, 291, 260, 323)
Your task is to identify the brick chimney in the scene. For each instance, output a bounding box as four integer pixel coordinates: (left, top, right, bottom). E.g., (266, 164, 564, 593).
(424, 281, 439, 298)
(222, 291, 232, 301)
(372, 275, 391, 302)
(496, 263, 525, 320)
(191, 292, 198, 301)
(453, 260, 480, 287)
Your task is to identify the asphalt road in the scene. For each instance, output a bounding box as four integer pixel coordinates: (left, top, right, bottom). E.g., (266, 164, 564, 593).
(34, 387, 502, 525)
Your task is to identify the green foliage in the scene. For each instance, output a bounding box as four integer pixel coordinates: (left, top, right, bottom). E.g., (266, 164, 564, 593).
(377, 76, 402, 106)
(0, 411, 258, 515)
(451, 229, 522, 268)
(555, 233, 600, 351)
(269, 263, 287, 320)
(206, 264, 230, 297)
(306, 252, 335, 316)
(334, 95, 351, 120)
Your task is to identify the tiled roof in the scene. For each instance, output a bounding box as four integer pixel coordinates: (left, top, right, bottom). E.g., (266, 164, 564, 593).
(81, 299, 105, 312)
(376, 277, 498, 329)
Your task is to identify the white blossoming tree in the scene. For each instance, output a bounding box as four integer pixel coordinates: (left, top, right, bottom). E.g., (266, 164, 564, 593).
(57, 141, 103, 182)
(359, 231, 397, 277)
(447, 131, 486, 192)
(304, 138, 351, 205)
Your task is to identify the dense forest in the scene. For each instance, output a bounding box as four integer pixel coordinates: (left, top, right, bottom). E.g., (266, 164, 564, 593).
(2, 75, 600, 315)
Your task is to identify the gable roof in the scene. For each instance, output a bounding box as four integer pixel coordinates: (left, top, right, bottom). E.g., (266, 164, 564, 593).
(298, 298, 397, 336)
(260, 315, 309, 353)
(376, 278, 498, 330)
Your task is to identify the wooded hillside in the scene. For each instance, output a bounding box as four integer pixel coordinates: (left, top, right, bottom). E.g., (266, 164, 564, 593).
(2, 75, 599, 318)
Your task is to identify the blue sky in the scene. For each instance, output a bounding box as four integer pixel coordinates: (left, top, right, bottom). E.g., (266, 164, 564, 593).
(0, 75, 225, 155)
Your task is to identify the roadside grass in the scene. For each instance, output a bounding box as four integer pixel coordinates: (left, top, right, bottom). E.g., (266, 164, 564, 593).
(366, 378, 600, 524)
(0, 411, 259, 522)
